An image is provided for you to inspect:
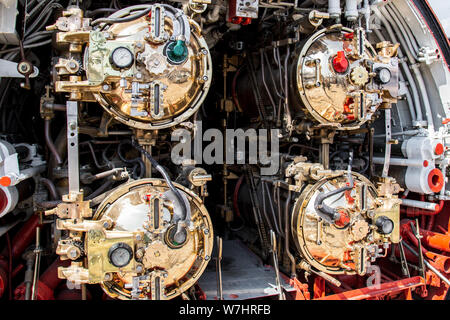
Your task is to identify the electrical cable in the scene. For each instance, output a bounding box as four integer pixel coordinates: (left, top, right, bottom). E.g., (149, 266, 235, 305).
(131, 139, 188, 244)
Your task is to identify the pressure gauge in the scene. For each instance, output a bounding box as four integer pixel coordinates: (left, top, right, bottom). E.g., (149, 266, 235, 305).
(375, 216, 394, 235)
(108, 242, 133, 267)
(376, 67, 391, 84)
(110, 47, 134, 69)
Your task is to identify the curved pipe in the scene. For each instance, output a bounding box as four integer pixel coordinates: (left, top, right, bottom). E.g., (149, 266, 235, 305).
(284, 190, 296, 277)
(374, 10, 424, 123)
(40, 178, 59, 201)
(378, 7, 434, 132)
(44, 119, 62, 166)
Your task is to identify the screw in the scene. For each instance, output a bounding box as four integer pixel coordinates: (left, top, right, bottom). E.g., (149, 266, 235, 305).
(69, 122, 76, 130)
(136, 73, 142, 79)
(102, 84, 110, 91)
(204, 229, 209, 235)
(136, 265, 143, 273)
(104, 273, 112, 281)
(69, 248, 78, 259)
(103, 221, 110, 229)
(205, 255, 210, 261)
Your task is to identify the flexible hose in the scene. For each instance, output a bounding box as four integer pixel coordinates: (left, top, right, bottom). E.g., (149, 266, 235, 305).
(44, 119, 62, 165)
(131, 139, 188, 244)
(91, 6, 152, 26)
(314, 151, 354, 223)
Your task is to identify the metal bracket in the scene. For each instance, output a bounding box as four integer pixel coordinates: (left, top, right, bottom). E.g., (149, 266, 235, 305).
(270, 230, 285, 300)
(215, 236, 223, 300)
(382, 109, 392, 177)
(66, 101, 80, 193)
(0, 58, 39, 79)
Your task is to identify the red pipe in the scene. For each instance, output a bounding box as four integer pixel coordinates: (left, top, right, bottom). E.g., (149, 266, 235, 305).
(317, 276, 425, 300)
(401, 221, 450, 274)
(419, 228, 450, 253)
(0, 215, 40, 298)
(1, 215, 40, 259)
(14, 258, 70, 300)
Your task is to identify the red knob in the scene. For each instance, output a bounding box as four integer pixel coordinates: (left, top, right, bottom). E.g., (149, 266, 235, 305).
(333, 51, 349, 73)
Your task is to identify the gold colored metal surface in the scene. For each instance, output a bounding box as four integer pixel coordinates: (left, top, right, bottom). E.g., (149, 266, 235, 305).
(92, 178, 213, 300)
(291, 168, 400, 275)
(52, 6, 212, 130)
(350, 66, 369, 86)
(295, 26, 399, 130)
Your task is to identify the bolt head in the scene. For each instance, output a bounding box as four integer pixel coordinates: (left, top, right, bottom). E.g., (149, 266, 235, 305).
(69, 249, 78, 258)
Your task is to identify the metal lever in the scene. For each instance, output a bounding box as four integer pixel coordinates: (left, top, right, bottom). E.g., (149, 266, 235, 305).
(398, 239, 411, 278)
(410, 220, 426, 280)
(0, 59, 39, 79)
(215, 236, 223, 300)
(270, 230, 285, 300)
(402, 241, 450, 287)
(31, 226, 42, 300)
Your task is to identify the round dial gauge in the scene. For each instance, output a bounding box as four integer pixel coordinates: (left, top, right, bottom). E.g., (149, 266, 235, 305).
(110, 47, 134, 69)
(376, 67, 391, 84)
(108, 242, 133, 267)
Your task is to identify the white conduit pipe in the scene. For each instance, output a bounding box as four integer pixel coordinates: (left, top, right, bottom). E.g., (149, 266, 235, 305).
(373, 28, 417, 122)
(374, 8, 426, 127)
(379, 6, 434, 133)
(389, 3, 420, 54)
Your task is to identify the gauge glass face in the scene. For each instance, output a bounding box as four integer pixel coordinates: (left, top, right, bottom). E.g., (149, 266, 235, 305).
(378, 68, 391, 84)
(110, 246, 131, 267)
(111, 47, 134, 69)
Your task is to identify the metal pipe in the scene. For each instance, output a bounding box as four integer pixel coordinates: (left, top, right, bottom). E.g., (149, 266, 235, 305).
(328, 0, 341, 19)
(384, 4, 417, 56)
(44, 119, 62, 165)
(379, 7, 434, 132)
(401, 199, 440, 211)
(31, 226, 41, 300)
(40, 178, 59, 200)
(401, 200, 444, 216)
(374, 11, 424, 123)
(344, 0, 358, 22)
(93, 168, 123, 181)
(402, 241, 450, 287)
(284, 190, 296, 277)
(372, 27, 417, 122)
(389, 3, 419, 54)
(372, 157, 427, 167)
